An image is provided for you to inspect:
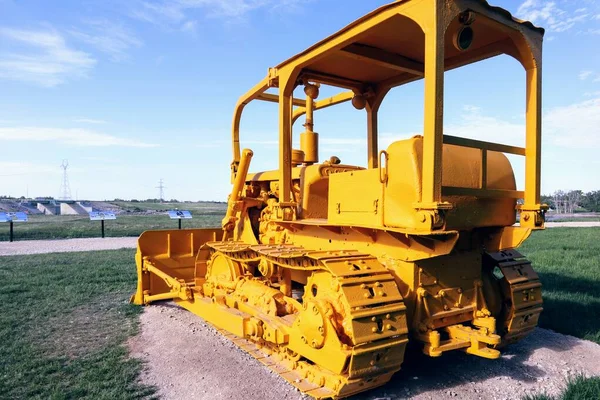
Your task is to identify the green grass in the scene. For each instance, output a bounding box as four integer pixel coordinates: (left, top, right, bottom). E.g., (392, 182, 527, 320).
(520, 228, 600, 344)
(524, 375, 600, 400)
(0, 249, 155, 399)
(0, 227, 598, 399)
(0, 212, 224, 241)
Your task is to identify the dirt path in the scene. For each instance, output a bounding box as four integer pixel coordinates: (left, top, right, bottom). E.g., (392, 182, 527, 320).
(0, 237, 137, 256)
(130, 304, 600, 400)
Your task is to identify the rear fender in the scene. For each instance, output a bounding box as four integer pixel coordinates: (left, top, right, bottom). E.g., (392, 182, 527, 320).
(131, 228, 222, 305)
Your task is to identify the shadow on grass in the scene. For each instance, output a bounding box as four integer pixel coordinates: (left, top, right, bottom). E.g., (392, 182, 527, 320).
(536, 271, 600, 343)
(539, 272, 600, 299)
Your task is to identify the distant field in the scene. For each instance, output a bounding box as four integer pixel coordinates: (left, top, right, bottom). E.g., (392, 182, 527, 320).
(0, 203, 226, 241)
(111, 201, 226, 213)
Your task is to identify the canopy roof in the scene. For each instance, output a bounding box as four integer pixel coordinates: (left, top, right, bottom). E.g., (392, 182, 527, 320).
(274, 0, 544, 91)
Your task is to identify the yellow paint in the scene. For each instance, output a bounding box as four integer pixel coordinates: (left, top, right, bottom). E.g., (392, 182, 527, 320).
(133, 1, 547, 398)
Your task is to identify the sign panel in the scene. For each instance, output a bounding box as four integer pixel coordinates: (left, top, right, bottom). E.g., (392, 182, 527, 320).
(89, 211, 117, 221)
(0, 212, 28, 222)
(168, 210, 193, 219)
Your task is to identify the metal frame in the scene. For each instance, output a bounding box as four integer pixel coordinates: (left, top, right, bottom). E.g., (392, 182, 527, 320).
(229, 0, 545, 227)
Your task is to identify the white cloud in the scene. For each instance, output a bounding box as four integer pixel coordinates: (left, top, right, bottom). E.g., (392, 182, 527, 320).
(0, 162, 60, 177)
(579, 70, 593, 80)
(0, 28, 96, 87)
(462, 105, 481, 113)
(378, 93, 600, 153)
(130, 0, 310, 30)
(69, 20, 142, 62)
(517, 0, 588, 32)
(180, 20, 198, 34)
(321, 138, 364, 146)
(545, 97, 600, 149)
(72, 118, 108, 124)
(446, 107, 526, 147)
(444, 97, 600, 150)
(579, 70, 600, 82)
(0, 126, 158, 147)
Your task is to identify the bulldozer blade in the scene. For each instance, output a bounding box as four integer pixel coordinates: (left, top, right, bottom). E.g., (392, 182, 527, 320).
(131, 228, 222, 305)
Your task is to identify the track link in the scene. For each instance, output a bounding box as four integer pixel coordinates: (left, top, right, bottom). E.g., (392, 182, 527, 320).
(485, 250, 543, 346)
(201, 242, 409, 399)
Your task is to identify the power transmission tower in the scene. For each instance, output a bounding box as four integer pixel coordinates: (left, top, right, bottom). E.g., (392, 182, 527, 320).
(59, 159, 72, 200)
(156, 179, 166, 202)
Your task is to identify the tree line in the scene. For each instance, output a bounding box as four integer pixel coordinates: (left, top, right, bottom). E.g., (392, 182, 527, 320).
(541, 191, 600, 213)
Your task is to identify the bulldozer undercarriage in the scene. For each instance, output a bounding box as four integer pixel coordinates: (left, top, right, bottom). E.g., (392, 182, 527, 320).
(134, 234, 543, 399)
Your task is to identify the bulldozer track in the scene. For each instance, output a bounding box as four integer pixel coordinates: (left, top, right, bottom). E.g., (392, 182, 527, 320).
(485, 250, 543, 346)
(202, 242, 410, 399)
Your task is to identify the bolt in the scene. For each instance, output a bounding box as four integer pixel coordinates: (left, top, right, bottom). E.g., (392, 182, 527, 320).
(371, 327, 378, 333)
(371, 317, 377, 322)
(386, 314, 391, 319)
(364, 293, 371, 298)
(360, 283, 367, 289)
(386, 324, 393, 330)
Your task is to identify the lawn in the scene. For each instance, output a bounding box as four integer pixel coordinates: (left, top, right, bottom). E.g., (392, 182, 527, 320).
(520, 228, 600, 344)
(0, 211, 225, 242)
(0, 228, 597, 399)
(0, 249, 154, 399)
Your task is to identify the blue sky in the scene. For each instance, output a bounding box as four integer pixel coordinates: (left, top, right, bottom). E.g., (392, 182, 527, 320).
(1, 0, 599, 201)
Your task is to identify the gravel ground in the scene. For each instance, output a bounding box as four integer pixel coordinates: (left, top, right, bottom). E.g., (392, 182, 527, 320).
(0, 237, 137, 256)
(130, 304, 600, 400)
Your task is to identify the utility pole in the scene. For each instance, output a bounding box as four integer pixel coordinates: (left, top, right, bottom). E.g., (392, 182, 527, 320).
(59, 160, 72, 200)
(156, 179, 166, 203)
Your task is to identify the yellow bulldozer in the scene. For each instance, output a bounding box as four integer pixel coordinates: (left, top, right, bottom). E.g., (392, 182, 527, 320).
(132, 0, 547, 398)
